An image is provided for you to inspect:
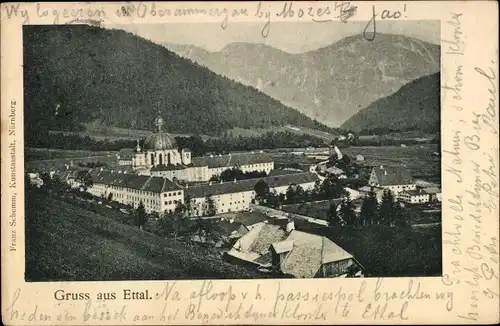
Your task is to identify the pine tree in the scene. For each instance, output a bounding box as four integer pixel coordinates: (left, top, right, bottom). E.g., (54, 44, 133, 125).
(312, 180, 321, 197)
(285, 185, 297, 203)
(378, 189, 396, 226)
(134, 201, 147, 229)
(393, 202, 408, 227)
(360, 187, 379, 226)
(157, 213, 174, 238)
(326, 202, 341, 226)
(184, 194, 193, 217)
(254, 180, 270, 202)
(204, 195, 217, 216)
(339, 194, 356, 227)
(359, 199, 370, 227)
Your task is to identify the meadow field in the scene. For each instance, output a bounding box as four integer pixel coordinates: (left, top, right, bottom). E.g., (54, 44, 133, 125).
(226, 125, 339, 141)
(50, 123, 217, 141)
(343, 144, 441, 181)
(25, 148, 117, 161)
(282, 199, 343, 220)
(25, 193, 268, 281)
(25, 148, 118, 171)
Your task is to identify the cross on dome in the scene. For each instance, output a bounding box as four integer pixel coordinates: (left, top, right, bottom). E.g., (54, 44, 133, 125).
(154, 110, 164, 132)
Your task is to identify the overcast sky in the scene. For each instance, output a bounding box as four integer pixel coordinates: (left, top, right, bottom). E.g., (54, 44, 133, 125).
(105, 20, 440, 53)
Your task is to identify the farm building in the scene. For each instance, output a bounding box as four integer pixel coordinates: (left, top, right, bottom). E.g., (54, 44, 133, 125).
(358, 186, 385, 203)
(423, 187, 442, 202)
(117, 148, 135, 166)
(368, 165, 416, 195)
(399, 190, 430, 204)
(226, 219, 364, 278)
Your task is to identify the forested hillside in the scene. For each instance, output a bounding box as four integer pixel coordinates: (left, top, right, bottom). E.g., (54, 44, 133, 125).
(341, 73, 440, 133)
(23, 25, 331, 146)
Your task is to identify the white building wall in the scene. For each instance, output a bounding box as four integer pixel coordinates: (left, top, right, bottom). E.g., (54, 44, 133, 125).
(399, 193, 430, 204)
(118, 159, 132, 166)
(87, 181, 184, 215)
(190, 190, 255, 216)
(189, 180, 317, 215)
(160, 189, 184, 214)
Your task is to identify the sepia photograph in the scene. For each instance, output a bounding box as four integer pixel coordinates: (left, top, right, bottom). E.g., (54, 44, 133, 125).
(23, 20, 442, 282)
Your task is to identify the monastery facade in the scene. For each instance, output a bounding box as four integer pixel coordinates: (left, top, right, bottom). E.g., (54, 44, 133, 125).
(117, 115, 274, 182)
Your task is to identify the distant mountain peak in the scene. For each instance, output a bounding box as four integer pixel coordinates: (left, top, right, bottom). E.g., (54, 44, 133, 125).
(165, 33, 440, 127)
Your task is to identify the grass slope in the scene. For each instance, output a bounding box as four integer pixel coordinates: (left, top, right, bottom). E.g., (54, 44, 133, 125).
(25, 193, 267, 281)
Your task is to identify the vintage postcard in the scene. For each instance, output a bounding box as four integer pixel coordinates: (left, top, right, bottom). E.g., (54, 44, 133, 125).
(1, 1, 499, 325)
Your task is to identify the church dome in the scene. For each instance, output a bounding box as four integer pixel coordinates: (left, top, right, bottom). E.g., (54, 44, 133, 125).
(143, 133, 177, 150)
(143, 114, 177, 150)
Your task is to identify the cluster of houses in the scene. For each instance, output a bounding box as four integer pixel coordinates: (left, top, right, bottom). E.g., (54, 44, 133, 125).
(28, 116, 441, 279)
(358, 165, 442, 204)
(51, 160, 441, 218)
(57, 167, 320, 215)
(225, 217, 364, 278)
(193, 210, 364, 278)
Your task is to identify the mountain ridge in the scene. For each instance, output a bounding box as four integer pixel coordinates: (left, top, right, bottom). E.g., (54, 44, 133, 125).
(23, 25, 333, 147)
(341, 72, 440, 132)
(164, 33, 440, 127)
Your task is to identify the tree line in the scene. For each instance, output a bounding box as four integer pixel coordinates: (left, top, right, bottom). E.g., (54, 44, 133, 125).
(325, 188, 408, 228)
(254, 175, 346, 209)
(209, 168, 267, 183)
(26, 131, 332, 155)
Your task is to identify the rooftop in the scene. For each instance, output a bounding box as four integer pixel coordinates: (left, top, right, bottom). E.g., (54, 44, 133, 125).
(372, 166, 414, 186)
(186, 172, 320, 198)
(401, 190, 428, 196)
(228, 223, 357, 278)
(279, 230, 354, 278)
(150, 164, 189, 171)
(117, 148, 135, 160)
(87, 169, 182, 193)
(422, 187, 441, 194)
(192, 152, 273, 169)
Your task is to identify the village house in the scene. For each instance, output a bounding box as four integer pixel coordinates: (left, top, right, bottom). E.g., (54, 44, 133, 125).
(226, 219, 364, 278)
(422, 187, 442, 202)
(117, 148, 135, 166)
(27, 172, 44, 188)
(56, 167, 83, 189)
(193, 211, 272, 248)
(358, 186, 385, 202)
(368, 165, 416, 196)
(323, 166, 347, 178)
(399, 189, 430, 204)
